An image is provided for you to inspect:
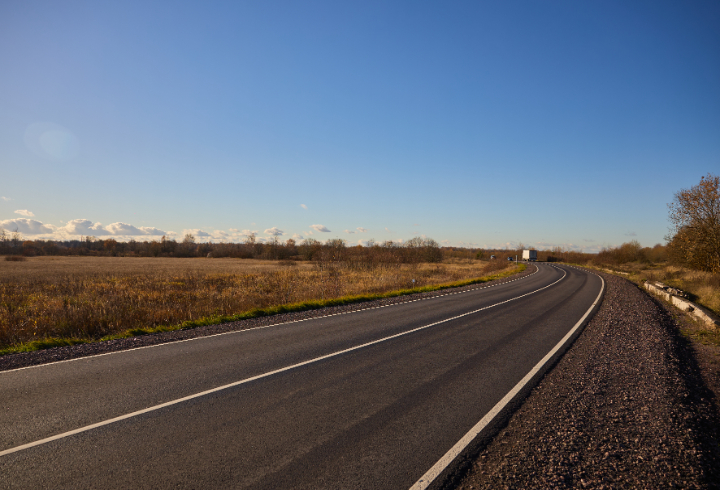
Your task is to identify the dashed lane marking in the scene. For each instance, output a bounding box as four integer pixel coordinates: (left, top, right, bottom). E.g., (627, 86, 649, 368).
(0, 266, 563, 458)
(1, 265, 542, 374)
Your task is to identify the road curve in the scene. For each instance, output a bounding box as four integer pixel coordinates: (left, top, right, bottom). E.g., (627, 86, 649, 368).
(1, 263, 603, 489)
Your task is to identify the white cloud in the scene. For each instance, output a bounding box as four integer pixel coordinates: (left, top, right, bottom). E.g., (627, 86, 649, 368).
(138, 226, 167, 236)
(106, 222, 165, 236)
(344, 229, 355, 234)
(240, 229, 258, 236)
(300, 204, 308, 209)
(14, 209, 34, 217)
(181, 229, 212, 238)
(62, 219, 109, 236)
(56, 219, 169, 237)
(385, 227, 392, 233)
(310, 224, 330, 233)
(292, 233, 304, 240)
(356, 227, 367, 233)
(0, 217, 177, 240)
(0, 218, 54, 235)
(264, 227, 284, 236)
(1, 196, 11, 201)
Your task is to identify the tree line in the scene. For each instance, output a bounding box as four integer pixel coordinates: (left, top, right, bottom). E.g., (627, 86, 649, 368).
(3, 173, 716, 271)
(0, 232, 445, 265)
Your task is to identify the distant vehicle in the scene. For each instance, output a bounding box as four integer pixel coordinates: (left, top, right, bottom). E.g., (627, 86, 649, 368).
(523, 249, 537, 261)
(507, 256, 514, 261)
(490, 255, 496, 259)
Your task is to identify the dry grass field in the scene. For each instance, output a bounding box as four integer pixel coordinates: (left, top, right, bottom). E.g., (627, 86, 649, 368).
(0, 256, 515, 350)
(0, 256, 316, 279)
(603, 262, 720, 315)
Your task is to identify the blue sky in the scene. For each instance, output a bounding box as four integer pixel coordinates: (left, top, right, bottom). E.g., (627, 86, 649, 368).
(1, 0, 718, 251)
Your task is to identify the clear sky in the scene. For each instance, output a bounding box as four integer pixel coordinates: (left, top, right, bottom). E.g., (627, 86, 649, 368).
(1, 0, 718, 252)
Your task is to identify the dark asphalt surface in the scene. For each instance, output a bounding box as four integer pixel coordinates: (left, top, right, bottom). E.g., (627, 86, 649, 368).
(1, 263, 603, 489)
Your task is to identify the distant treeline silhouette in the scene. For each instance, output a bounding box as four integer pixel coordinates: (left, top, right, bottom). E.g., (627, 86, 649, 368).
(1, 232, 452, 264)
(0, 229, 685, 269)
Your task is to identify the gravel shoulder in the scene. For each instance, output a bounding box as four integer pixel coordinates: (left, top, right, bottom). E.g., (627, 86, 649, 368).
(454, 270, 720, 489)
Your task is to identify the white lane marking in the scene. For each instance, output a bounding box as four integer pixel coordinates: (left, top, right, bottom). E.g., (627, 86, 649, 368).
(409, 267, 604, 490)
(1, 265, 541, 374)
(0, 266, 561, 458)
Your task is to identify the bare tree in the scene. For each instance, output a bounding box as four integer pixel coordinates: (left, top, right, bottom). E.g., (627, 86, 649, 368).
(667, 173, 720, 272)
(11, 228, 22, 249)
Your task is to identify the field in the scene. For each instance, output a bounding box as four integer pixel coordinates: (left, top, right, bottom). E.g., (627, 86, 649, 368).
(0, 256, 516, 351)
(598, 262, 720, 316)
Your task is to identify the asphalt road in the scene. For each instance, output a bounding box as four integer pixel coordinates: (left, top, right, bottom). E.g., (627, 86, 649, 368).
(1, 263, 603, 489)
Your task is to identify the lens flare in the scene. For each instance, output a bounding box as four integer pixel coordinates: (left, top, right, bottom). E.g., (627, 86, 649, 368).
(24, 122, 80, 161)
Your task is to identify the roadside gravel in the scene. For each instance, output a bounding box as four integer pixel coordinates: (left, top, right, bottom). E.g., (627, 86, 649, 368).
(0, 266, 535, 372)
(454, 271, 720, 489)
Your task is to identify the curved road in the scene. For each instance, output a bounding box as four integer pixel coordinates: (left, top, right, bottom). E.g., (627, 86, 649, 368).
(0, 263, 603, 489)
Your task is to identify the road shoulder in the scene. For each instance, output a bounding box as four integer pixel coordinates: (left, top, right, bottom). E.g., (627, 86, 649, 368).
(453, 271, 720, 489)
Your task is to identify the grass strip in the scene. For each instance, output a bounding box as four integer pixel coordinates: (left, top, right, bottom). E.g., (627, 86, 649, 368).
(1, 264, 525, 356)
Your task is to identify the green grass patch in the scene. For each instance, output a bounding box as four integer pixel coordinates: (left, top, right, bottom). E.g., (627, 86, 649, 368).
(686, 329, 720, 347)
(2, 264, 526, 356)
(0, 337, 90, 356)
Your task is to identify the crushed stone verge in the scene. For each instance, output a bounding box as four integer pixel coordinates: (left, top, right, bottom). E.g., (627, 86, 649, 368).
(0, 266, 536, 372)
(453, 271, 720, 489)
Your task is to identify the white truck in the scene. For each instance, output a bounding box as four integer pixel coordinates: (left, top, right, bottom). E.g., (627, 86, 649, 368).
(522, 249, 537, 261)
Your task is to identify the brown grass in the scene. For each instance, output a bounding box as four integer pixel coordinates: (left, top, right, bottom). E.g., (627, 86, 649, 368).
(0, 256, 315, 279)
(0, 256, 515, 349)
(599, 262, 720, 315)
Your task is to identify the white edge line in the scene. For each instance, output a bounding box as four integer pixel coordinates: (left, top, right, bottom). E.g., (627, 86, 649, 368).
(0, 265, 556, 458)
(2, 265, 540, 374)
(409, 268, 604, 490)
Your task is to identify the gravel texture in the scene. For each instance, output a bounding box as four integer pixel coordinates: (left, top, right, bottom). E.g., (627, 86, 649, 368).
(0, 266, 536, 372)
(454, 271, 720, 489)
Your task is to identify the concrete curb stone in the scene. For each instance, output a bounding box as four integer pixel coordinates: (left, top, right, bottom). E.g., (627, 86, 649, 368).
(644, 281, 719, 329)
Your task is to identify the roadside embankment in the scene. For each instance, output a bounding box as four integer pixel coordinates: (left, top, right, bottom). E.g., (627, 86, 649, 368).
(455, 271, 720, 489)
(644, 281, 719, 329)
